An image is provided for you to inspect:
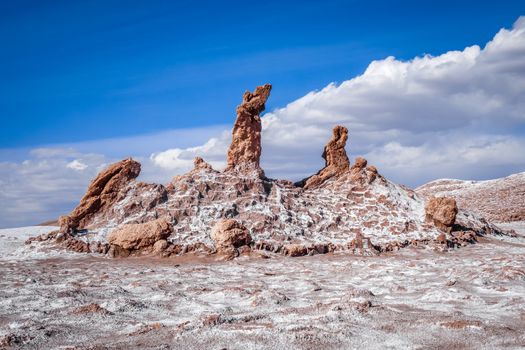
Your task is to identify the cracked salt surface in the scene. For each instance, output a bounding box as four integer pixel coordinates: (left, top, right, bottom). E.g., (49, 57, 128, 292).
(1, 225, 525, 349)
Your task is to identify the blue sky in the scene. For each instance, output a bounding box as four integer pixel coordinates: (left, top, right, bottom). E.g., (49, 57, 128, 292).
(1, 2, 525, 227)
(1, 0, 523, 147)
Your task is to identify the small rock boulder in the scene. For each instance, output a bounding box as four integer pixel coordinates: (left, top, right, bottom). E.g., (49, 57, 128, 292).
(211, 219, 252, 252)
(108, 217, 173, 252)
(153, 239, 169, 254)
(284, 244, 308, 257)
(348, 232, 379, 255)
(193, 156, 214, 172)
(436, 232, 447, 244)
(425, 197, 458, 233)
(350, 157, 379, 185)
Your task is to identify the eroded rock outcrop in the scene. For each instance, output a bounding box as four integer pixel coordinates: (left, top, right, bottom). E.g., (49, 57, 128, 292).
(193, 156, 214, 172)
(425, 197, 458, 233)
(108, 217, 173, 256)
(226, 84, 272, 175)
(59, 158, 141, 233)
(349, 157, 379, 187)
(34, 83, 506, 260)
(299, 125, 350, 189)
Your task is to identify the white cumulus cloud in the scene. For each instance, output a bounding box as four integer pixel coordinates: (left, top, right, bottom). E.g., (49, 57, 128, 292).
(151, 16, 525, 185)
(66, 159, 88, 171)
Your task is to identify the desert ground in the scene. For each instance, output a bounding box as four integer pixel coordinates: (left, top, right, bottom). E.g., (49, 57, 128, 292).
(1, 224, 524, 349)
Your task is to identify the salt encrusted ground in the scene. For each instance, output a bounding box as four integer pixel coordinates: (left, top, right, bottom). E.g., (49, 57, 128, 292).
(1, 225, 525, 349)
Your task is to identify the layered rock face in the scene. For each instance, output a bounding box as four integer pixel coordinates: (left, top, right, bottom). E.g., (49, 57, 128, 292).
(45, 84, 505, 258)
(226, 84, 272, 174)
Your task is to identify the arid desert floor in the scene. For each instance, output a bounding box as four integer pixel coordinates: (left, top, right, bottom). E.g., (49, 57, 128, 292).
(1, 224, 525, 349)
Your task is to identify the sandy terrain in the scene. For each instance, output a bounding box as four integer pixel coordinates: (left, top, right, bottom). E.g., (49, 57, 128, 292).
(1, 225, 525, 349)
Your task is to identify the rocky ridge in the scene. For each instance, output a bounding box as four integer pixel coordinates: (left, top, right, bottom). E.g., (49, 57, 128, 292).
(31, 84, 506, 258)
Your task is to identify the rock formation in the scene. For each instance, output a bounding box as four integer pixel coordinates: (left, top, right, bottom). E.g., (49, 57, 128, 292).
(193, 156, 213, 172)
(35, 83, 506, 260)
(425, 197, 458, 233)
(298, 125, 350, 189)
(59, 158, 141, 233)
(226, 84, 272, 174)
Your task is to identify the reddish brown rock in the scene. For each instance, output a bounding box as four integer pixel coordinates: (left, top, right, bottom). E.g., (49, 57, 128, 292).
(72, 303, 112, 315)
(202, 314, 224, 327)
(436, 232, 447, 244)
(425, 197, 458, 233)
(440, 320, 482, 329)
(349, 157, 380, 185)
(128, 323, 164, 336)
(60, 158, 141, 233)
(63, 236, 91, 253)
(284, 244, 308, 257)
(449, 230, 478, 246)
(226, 84, 272, 174)
(108, 217, 173, 252)
(211, 219, 252, 253)
(348, 232, 379, 255)
(153, 239, 169, 254)
(193, 156, 214, 172)
(300, 125, 350, 189)
(353, 157, 367, 169)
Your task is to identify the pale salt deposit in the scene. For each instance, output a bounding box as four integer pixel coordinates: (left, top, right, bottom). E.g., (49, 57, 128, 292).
(1, 226, 525, 349)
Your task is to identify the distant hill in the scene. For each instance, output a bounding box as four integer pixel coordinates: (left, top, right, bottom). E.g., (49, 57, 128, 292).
(416, 172, 525, 223)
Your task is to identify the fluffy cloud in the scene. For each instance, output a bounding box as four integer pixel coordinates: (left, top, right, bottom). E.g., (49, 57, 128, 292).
(149, 132, 229, 173)
(66, 159, 89, 171)
(0, 150, 112, 228)
(152, 16, 525, 184)
(1, 17, 525, 228)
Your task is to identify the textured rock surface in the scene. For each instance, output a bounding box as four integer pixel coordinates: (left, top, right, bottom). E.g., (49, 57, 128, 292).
(211, 219, 252, 252)
(59, 158, 141, 233)
(48, 84, 505, 258)
(193, 156, 213, 171)
(226, 84, 271, 174)
(425, 197, 458, 233)
(108, 218, 173, 252)
(299, 125, 350, 189)
(417, 172, 525, 223)
(283, 244, 308, 257)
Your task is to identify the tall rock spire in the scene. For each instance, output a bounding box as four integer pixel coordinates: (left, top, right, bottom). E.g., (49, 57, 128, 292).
(225, 84, 272, 174)
(299, 125, 350, 189)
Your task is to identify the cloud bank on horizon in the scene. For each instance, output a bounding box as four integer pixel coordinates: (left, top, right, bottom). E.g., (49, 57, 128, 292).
(1, 17, 525, 228)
